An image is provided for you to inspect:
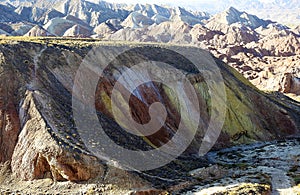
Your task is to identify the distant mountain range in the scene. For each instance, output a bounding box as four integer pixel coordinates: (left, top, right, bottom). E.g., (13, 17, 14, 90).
(1, 0, 300, 27)
(0, 0, 297, 40)
(0, 0, 212, 36)
(0, 0, 288, 36)
(155, 0, 300, 27)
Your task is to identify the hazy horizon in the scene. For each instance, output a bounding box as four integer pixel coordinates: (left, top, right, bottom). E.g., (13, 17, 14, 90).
(92, 0, 299, 26)
(86, 0, 291, 14)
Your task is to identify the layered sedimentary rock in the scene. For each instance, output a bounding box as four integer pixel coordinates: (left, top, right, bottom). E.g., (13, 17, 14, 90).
(0, 39, 299, 187)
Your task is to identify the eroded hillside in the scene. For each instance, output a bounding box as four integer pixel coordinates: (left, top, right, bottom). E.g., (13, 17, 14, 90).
(0, 38, 299, 194)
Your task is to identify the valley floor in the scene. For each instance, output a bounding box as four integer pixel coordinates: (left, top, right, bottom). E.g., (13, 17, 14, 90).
(1, 139, 300, 194)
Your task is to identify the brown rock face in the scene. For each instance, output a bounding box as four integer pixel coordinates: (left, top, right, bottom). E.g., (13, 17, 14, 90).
(0, 54, 21, 162)
(280, 73, 300, 95)
(0, 41, 151, 186)
(11, 91, 104, 181)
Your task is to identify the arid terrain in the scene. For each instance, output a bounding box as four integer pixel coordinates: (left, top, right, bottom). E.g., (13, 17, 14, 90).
(0, 37, 298, 194)
(0, 0, 299, 194)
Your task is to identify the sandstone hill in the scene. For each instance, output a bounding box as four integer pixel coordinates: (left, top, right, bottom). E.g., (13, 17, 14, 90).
(0, 37, 299, 193)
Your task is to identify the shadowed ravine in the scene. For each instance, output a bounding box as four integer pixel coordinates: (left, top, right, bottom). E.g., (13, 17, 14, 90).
(0, 38, 299, 193)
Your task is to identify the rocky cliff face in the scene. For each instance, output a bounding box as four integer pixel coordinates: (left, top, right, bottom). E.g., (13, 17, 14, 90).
(0, 38, 299, 191)
(0, 52, 21, 162)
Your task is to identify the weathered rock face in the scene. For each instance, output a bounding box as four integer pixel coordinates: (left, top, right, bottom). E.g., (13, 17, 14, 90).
(43, 18, 77, 36)
(0, 39, 299, 188)
(25, 25, 54, 37)
(0, 41, 151, 187)
(280, 73, 300, 95)
(0, 53, 21, 162)
(93, 22, 116, 37)
(12, 91, 103, 181)
(63, 24, 91, 37)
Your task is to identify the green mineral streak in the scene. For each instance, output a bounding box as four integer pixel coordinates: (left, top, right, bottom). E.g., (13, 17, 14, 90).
(162, 84, 199, 133)
(194, 82, 212, 114)
(162, 85, 180, 112)
(222, 86, 265, 144)
(100, 91, 112, 114)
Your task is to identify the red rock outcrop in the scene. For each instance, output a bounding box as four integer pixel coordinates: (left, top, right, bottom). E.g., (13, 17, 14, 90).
(0, 54, 20, 162)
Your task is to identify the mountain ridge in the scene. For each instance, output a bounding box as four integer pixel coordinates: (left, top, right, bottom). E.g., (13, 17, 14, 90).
(0, 1, 298, 99)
